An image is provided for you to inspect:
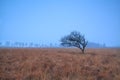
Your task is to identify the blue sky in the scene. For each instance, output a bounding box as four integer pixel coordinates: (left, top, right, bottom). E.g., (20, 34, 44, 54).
(0, 0, 120, 47)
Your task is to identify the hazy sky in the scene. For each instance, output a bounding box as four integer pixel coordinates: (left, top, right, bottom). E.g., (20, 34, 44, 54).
(0, 0, 120, 47)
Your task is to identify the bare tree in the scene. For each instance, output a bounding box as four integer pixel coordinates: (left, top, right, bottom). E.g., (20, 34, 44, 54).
(60, 31, 88, 53)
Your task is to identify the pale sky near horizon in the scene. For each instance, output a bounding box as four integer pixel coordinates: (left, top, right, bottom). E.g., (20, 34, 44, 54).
(0, 0, 120, 47)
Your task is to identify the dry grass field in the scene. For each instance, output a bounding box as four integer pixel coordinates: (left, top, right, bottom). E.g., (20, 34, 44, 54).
(0, 48, 120, 80)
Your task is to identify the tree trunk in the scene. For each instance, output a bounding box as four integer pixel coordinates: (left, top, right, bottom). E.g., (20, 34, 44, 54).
(81, 47, 85, 54)
(82, 49, 84, 54)
(79, 47, 85, 54)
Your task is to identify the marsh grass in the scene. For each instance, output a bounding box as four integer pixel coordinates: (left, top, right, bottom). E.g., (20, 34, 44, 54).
(0, 48, 120, 80)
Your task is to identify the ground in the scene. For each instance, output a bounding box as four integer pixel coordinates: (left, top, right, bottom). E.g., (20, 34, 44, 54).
(0, 48, 120, 80)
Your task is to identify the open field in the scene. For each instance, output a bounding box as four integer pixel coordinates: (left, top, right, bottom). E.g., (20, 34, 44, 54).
(0, 48, 120, 80)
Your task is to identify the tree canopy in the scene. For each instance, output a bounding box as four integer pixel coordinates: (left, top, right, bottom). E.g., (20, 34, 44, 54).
(60, 31, 88, 53)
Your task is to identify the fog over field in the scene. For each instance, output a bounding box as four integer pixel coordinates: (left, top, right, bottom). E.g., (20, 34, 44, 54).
(0, 0, 120, 47)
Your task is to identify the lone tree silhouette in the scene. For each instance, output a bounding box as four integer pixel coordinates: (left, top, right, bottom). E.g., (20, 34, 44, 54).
(60, 31, 88, 53)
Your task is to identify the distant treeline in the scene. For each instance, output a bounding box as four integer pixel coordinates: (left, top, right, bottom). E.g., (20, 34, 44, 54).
(0, 41, 106, 48)
(0, 41, 59, 48)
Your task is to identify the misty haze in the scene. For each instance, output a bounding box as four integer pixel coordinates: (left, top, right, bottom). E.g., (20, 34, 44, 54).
(0, 0, 120, 80)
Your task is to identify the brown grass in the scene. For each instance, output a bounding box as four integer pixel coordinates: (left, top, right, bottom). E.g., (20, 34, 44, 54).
(0, 48, 120, 80)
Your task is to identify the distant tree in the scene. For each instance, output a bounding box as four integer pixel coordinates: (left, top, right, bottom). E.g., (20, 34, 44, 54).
(5, 41, 10, 47)
(29, 42, 34, 47)
(0, 42, 2, 46)
(14, 42, 19, 47)
(60, 31, 88, 53)
(103, 43, 106, 47)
